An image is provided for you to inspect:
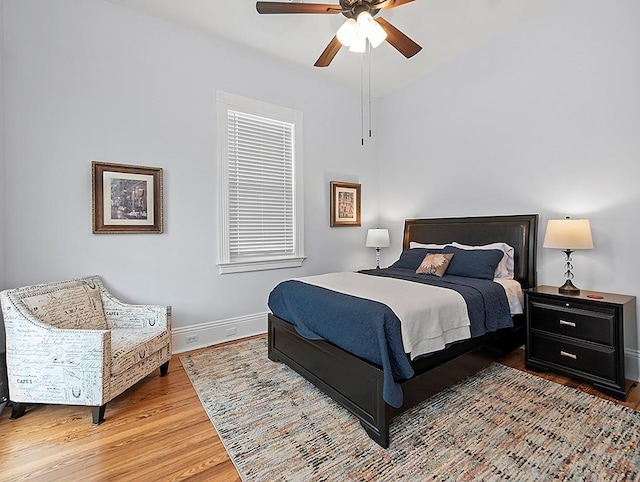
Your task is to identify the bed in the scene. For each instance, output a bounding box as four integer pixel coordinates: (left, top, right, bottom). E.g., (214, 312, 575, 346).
(267, 214, 538, 448)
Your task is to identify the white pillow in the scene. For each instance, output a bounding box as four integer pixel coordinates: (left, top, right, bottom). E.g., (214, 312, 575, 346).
(409, 241, 450, 249)
(451, 241, 515, 279)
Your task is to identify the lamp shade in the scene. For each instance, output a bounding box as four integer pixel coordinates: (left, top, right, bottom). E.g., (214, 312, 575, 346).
(348, 33, 367, 53)
(356, 12, 387, 48)
(366, 228, 390, 248)
(336, 18, 358, 47)
(543, 219, 594, 250)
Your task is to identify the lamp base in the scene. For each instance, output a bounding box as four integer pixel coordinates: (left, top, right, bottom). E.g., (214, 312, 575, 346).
(558, 279, 580, 295)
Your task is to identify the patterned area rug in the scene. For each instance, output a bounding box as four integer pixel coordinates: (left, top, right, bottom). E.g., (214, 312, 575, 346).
(181, 337, 640, 481)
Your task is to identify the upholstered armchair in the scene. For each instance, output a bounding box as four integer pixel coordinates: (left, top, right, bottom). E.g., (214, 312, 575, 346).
(0, 275, 171, 424)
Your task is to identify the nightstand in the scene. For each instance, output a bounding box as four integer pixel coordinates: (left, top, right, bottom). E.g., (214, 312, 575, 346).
(525, 286, 636, 400)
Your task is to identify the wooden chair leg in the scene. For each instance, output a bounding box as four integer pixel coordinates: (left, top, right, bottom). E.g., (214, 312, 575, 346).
(92, 404, 106, 425)
(10, 401, 26, 420)
(160, 360, 170, 377)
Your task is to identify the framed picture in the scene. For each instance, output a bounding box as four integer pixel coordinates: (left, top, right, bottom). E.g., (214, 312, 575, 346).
(330, 181, 361, 227)
(92, 161, 163, 234)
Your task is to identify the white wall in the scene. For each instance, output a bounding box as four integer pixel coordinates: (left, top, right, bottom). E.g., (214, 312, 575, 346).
(1, 0, 380, 337)
(4, 0, 639, 374)
(377, 0, 640, 374)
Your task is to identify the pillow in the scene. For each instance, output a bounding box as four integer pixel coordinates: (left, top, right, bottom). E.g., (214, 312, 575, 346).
(451, 241, 515, 279)
(409, 241, 449, 249)
(390, 248, 444, 270)
(416, 253, 454, 277)
(442, 246, 504, 280)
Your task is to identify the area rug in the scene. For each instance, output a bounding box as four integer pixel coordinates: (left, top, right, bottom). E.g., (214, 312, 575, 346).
(181, 337, 640, 481)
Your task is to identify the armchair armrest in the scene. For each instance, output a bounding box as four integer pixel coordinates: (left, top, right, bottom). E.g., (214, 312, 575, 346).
(1, 292, 111, 405)
(1, 292, 111, 365)
(95, 280, 170, 331)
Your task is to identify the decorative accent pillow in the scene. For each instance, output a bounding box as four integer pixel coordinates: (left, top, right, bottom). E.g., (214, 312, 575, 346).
(442, 246, 504, 280)
(416, 253, 454, 277)
(390, 248, 444, 270)
(451, 241, 515, 279)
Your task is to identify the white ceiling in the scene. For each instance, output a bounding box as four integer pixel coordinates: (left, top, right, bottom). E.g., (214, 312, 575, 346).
(107, 0, 562, 96)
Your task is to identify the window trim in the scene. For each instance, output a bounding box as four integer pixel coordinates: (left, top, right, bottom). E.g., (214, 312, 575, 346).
(217, 91, 305, 274)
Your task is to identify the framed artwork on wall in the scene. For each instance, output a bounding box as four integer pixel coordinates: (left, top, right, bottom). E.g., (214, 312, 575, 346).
(330, 181, 361, 227)
(92, 161, 163, 234)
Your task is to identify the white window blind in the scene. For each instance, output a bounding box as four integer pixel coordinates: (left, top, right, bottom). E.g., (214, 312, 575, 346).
(217, 91, 305, 274)
(227, 110, 294, 258)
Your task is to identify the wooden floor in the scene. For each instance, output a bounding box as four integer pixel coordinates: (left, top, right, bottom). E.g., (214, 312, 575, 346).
(1, 339, 638, 481)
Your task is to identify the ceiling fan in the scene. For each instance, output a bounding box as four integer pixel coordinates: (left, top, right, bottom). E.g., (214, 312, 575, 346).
(256, 0, 422, 67)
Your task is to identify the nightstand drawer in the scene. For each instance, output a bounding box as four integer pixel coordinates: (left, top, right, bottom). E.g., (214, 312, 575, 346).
(529, 332, 616, 381)
(529, 300, 615, 345)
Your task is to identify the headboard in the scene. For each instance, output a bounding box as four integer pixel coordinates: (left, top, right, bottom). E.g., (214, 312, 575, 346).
(403, 214, 538, 289)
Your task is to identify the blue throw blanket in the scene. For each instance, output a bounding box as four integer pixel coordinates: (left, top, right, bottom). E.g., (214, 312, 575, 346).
(267, 268, 513, 408)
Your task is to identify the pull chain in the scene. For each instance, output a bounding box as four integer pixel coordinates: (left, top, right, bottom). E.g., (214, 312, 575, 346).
(368, 41, 372, 139)
(360, 42, 373, 146)
(360, 49, 365, 146)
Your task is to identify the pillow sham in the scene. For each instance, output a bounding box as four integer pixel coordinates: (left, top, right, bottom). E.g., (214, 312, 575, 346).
(451, 241, 515, 280)
(442, 246, 504, 280)
(390, 248, 444, 270)
(416, 253, 454, 277)
(409, 241, 449, 250)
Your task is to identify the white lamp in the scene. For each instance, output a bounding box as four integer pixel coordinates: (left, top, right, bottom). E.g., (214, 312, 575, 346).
(336, 12, 387, 52)
(336, 18, 358, 47)
(366, 228, 390, 269)
(543, 217, 594, 294)
(348, 33, 367, 53)
(356, 12, 387, 48)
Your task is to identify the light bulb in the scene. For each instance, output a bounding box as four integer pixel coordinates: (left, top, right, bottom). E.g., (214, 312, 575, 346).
(348, 33, 367, 53)
(367, 19, 387, 48)
(356, 11, 375, 34)
(356, 11, 387, 49)
(336, 18, 358, 47)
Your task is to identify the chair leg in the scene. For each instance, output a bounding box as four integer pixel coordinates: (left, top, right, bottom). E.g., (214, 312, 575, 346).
(92, 404, 106, 425)
(160, 360, 170, 377)
(10, 401, 26, 420)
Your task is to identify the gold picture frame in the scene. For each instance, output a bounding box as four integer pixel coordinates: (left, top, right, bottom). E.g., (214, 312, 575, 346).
(92, 161, 163, 234)
(330, 181, 361, 227)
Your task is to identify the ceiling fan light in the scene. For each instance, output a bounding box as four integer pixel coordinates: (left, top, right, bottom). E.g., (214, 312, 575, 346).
(356, 11, 375, 32)
(336, 18, 358, 47)
(368, 21, 387, 48)
(348, 33, 367, 53)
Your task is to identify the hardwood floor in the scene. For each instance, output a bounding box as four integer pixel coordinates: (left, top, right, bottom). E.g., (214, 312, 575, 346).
(0, 342, 242, 482)
(1, 339, 638, 481)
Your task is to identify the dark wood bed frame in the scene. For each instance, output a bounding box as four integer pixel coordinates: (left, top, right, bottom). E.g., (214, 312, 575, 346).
(268, 214, 538, 448)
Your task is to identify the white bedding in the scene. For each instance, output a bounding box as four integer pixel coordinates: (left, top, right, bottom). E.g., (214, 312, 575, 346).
(294, 272, 471, 360)
(492, 278, 524, 315)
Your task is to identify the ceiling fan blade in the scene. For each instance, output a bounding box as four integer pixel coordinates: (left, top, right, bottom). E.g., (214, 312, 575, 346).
(256, 2, 342, 14)
(314, 36, 342, 67)
(376, 17, 422, 58)
(377, 0, 415, 10)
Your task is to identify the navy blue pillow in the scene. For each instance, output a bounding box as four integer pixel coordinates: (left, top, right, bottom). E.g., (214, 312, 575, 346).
(390, 248, 444, 270)
(442, 246, 503, 280)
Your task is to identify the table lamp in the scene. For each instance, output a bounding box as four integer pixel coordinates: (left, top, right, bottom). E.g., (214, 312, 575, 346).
(543, 217, 593, 294)
(366, 228, 390, 269)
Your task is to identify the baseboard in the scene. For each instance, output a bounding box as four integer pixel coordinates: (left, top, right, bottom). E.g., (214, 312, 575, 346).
(172, 312, 268, 354)
(625, 347, 640, 382)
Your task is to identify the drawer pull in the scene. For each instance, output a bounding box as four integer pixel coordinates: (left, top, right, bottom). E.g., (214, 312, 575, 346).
(560, 350, 577, 360)
(559, 320, 576, 328)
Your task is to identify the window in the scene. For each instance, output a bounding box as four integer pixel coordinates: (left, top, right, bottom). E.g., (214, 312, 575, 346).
(217, 92, 305, 274)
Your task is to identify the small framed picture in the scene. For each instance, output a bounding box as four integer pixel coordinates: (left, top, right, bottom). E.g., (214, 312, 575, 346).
(92, 161, 163, 234)
(330, 181, 361, 227)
